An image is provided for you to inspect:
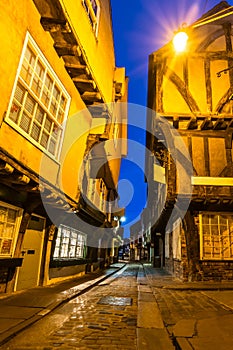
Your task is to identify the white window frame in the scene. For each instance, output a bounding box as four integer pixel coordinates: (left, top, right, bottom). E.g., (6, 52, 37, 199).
(199, 213, 233, 260)
(53, 225, 87, 259)
(0, 202, 23, 258)
(5, 32, 70, 161)
(82, 0, 100, 36)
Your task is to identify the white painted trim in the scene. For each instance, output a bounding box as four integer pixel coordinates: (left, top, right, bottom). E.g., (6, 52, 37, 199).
(192, 176, 233, 186)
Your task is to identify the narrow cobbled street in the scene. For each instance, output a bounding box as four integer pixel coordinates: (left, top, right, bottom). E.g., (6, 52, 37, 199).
(1, 263, 233, 350)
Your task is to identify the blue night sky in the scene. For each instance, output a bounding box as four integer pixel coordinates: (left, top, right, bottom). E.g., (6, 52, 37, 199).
(111, 0, 233, 237)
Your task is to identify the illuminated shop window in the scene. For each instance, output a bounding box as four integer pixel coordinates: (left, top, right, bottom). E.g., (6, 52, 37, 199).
(0, 203, 22, 257)
(82, 0, 100, 35)
(53, 225, 87, 259)
(6, 33, 70, 160)
(199, 213, 233, 260)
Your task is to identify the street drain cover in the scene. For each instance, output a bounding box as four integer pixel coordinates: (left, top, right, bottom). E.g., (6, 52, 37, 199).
(98, 296, 132, 306)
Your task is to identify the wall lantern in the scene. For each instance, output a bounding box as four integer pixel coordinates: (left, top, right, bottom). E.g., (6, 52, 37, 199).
(172, 6, 233, 53)
(173, 30, 188, 53)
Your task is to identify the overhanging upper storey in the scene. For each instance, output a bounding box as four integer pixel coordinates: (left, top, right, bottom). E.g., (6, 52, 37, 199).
(32, 0, 125, 106)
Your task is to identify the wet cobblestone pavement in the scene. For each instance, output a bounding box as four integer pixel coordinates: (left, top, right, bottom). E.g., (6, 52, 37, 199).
(2, 265, 139, 350)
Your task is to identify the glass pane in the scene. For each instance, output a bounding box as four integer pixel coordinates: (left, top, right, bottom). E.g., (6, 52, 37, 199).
(72, 232, 77, 239)
(0, 223, 5, 236)
(48, 139, 56, 155)
(44, 118, 52, 132)
(31, 123, 40, 141)
(219, 216, 227, 225)
(20, 113, 31, 132)
(69, 245, 76, 257)
(40, 132, 49, 148)
(9, 102, 21, 123)
(15, 84, 25, 103)
(42, 88, 50, 108)
(0, 239, 12, 255)
(20, 59, 33, 85)
(202, 215, 210, 225)
(53, 85, 60, 99)
(25, 95, 35, 114)
(52, 125, 59, 139)
(5, 224, 14, 238)
(8, 209, 16, 223)
(70, 238, 76, 245)
(35, 106, 44, 124)
(44, 74, 53, 90)
(210, 215, 218, 225)
(25, 46, 36, 66)
(36, 60, 45, 79)
(57, 108, 64, 123)
(50, 97, 58, 115)
(61, 244, 68, 257)
(60, 95, 66, 108)
(0, 208, 6, 222)
(54, 247, 59, 258)
(32, 75, 42, 97)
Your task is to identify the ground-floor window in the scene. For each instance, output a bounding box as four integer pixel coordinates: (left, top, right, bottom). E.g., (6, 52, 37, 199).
(0, 202, 22, 257)
(199, 213, 233, 260)
(53, 225, 87, 259)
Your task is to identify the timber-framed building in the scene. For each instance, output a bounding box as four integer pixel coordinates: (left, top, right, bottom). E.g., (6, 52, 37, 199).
(146, 1, 233, 281)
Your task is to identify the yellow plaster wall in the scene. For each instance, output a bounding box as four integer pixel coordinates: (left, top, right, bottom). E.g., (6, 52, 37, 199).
(156, 25, 231, 115)
(0, 0, 92, 200)
(62, 0, 115, 103)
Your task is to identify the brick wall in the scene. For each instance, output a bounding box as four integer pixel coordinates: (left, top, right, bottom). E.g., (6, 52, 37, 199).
(200, 261, 233, 281)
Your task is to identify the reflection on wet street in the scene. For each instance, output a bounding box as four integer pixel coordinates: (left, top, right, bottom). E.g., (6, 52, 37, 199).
(2, 264, 140, 350)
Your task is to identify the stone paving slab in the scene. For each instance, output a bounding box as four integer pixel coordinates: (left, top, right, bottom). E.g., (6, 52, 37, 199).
(137, 285, 151, 293)
(138, 292, 155, 302)
(172, 318, 196, 337)
(202, 291, 233, 310)
(137, 328, 175, 350)
(0, 319, 24, 334)
(0, 306, 44, 319)
(137, 300, 164, 328)
(3, 292, 61, 308)
(176, 337, 193, 350)
(189, 314, 233, 350)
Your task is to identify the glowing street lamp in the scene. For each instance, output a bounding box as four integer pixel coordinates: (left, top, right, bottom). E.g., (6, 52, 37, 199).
(172, 6, 233, 53)
(173, 30, 188, 53)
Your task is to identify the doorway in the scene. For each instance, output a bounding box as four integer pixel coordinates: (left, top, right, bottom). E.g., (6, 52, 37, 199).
(15, 214, 45, 291)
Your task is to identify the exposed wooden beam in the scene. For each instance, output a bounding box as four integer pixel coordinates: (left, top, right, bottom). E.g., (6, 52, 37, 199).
(40, 17, 68, 33)
(1, 174, 31, 185)
(228, 119, 233, 128)
(187, 118, 198, 130)
(201, 118, 213, 130)
(167, 67, 200, 114)
(213, 119, 227, 130)
(65, 63, 90, 77)
(0, 161, 14, 174)
(72, 77, 96, 92)
(81, 91, 102, 103)
(54, 43, 81, 57)
(173, 116, 179, 129)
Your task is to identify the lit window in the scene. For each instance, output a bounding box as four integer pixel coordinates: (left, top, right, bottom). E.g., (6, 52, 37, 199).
(82, 0, 100, 36)
(53, 225, 87, 259)
(0, 203, 22, 257)
(199, 213, 233, 260)
(6, 33, 70, 160)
